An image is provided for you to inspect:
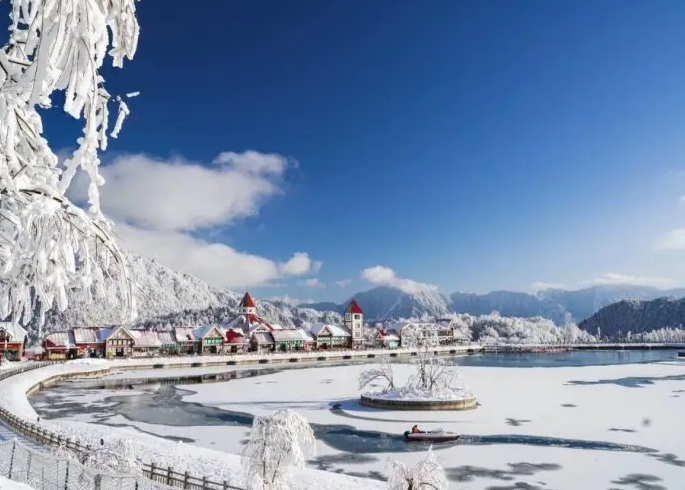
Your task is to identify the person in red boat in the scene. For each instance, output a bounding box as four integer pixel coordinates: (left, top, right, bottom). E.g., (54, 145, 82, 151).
(411, 425, 424, 434)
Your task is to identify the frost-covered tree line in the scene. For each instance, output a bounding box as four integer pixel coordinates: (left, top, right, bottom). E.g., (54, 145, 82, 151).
(373, 312, 597, 345)
(0, 0, 140, 329)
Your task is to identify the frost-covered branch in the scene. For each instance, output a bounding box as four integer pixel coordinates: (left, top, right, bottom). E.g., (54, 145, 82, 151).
(241, 409, 316, 490)
(358, 357, 395, 392)
(386, 450, 448, 490)
(0, 0, 141, 327)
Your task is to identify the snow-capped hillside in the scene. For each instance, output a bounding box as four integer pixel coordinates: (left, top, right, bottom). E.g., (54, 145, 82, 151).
(302, 286, 450, 320)
(35, 254, 341, 341)
(305, 285, 685, 325)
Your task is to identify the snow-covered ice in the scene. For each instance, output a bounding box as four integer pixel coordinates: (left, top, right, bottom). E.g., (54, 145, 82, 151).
(4, 357, 685, 489)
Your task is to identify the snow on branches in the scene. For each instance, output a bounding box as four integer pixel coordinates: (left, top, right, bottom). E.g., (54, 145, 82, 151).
(385, 450, 448, 490)
(241, 409, 316, 490)
(0, 0, 140, 327)
(358, 357, 395, 392)
(360, 325, 472, 401)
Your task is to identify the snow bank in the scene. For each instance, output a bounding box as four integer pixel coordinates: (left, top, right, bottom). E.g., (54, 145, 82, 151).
(0, 477, 34, 490)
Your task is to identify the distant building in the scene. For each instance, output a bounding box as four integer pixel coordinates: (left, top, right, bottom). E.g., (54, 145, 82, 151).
(0, 323, 27, 361)
(344, 299, 364, 348)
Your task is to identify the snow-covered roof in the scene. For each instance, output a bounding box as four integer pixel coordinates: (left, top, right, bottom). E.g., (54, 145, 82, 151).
(96, 326, 133, 342)
(44, 331, 74, 348)
(129, 330, 163, 348)
(155, 331, 177, 345)
(72, 328, 100, 344)
(0, 322, 27, 343)
(174, 327, 196, 342)
(272, 329, 312, 342)
(224, 313, 273, 333)
(193, 325, 222, 340)
(252, 331, 274, 344)
(380, 333, 400, 341)
(310, 323, 351, 338)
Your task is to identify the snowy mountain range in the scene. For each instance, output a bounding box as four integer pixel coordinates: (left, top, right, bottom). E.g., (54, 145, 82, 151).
(579, 296, 685, 337)
(302, 285, 685, 324)
(28, 253, 685, 343)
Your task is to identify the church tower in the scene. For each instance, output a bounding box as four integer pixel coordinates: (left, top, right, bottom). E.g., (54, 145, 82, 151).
(239, 292, 257, 316)
(344, 299, 364, 348)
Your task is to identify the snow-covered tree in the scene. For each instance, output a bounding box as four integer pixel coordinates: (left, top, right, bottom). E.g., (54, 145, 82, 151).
(358, 357, 395, 392)
(0, 0, 140, 328)
(242, 409, 316, 490)
(386, 450, 448, 490)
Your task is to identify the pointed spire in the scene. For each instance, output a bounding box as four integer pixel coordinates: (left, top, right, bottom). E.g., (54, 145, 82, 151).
(240, 292, 256, 308)
(346, 299, 363, 314)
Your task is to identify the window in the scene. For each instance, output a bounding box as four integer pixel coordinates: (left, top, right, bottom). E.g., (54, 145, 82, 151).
(353, 314, 361, 320)
(345, 313, 351, 321)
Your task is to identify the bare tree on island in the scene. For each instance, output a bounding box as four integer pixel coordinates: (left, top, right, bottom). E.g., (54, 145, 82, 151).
(358, 356, 395, 392)
(402, 325, 463, 396)
(242, 409, 316, 490)
(0, 0, 141, 329)
(386, 450, 448, 490)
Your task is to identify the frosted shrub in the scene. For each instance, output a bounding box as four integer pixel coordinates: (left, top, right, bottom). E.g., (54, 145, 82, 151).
(241, 409, 316, 490)
(386, 450, 448, 490)
(0, 0, 141, 327)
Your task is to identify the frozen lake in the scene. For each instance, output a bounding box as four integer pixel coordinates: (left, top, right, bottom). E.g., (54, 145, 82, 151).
(30, 351, 685, 489)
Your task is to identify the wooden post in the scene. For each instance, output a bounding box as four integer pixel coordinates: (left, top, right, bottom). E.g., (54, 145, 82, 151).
(166, 466, 172, 485)
(223, 481, 228, 490)
(202, 476, 207, 490)
(183, 471, 190, 489)
(150, 462, 156, 481)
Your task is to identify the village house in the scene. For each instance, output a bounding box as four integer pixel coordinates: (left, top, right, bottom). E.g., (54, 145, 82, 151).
(99, 326, 134, 358)
(309, 323, 351, 349)
(375, 327, 401, 349)
(343, 299, 364, 348)
(193, 325, 226, 355)
(0, 322, 27, 361)
(272, 328, 313, 352)
(72, 327, 104, 358)
(174, 327, 197, 355)
(129, 329, 163, 357)
(155, 331, 179, 355)
(224, 328, 247, 354)
(249, 325, 275, 353)
(43, 331, 75, 360)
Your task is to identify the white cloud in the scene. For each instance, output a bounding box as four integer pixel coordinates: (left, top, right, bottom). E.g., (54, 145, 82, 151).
(361, 265, 437, 294)
(70, 151, 321, 289)
(213, 150, 295, 175)
(69, 151, 290, 232)
(654, 228, 685, 251)
(302, 278, 325, 289)
(581, 272, 679, 289)
(280, 253, 322, 276)
(531, 281, 565, 291)
(334, 279, 352, 288)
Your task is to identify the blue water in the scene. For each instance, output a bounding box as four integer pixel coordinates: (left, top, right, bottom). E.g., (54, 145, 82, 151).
(446, 349, 677, 368)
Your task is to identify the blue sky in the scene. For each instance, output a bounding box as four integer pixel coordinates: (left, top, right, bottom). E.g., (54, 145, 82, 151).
(41, 0, 685, 302)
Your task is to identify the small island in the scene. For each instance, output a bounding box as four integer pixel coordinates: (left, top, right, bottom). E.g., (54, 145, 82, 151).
(358, 326, 477, 411)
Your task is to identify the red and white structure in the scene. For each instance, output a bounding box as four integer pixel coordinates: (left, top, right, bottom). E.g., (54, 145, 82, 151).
(344, 299, 364, 348)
